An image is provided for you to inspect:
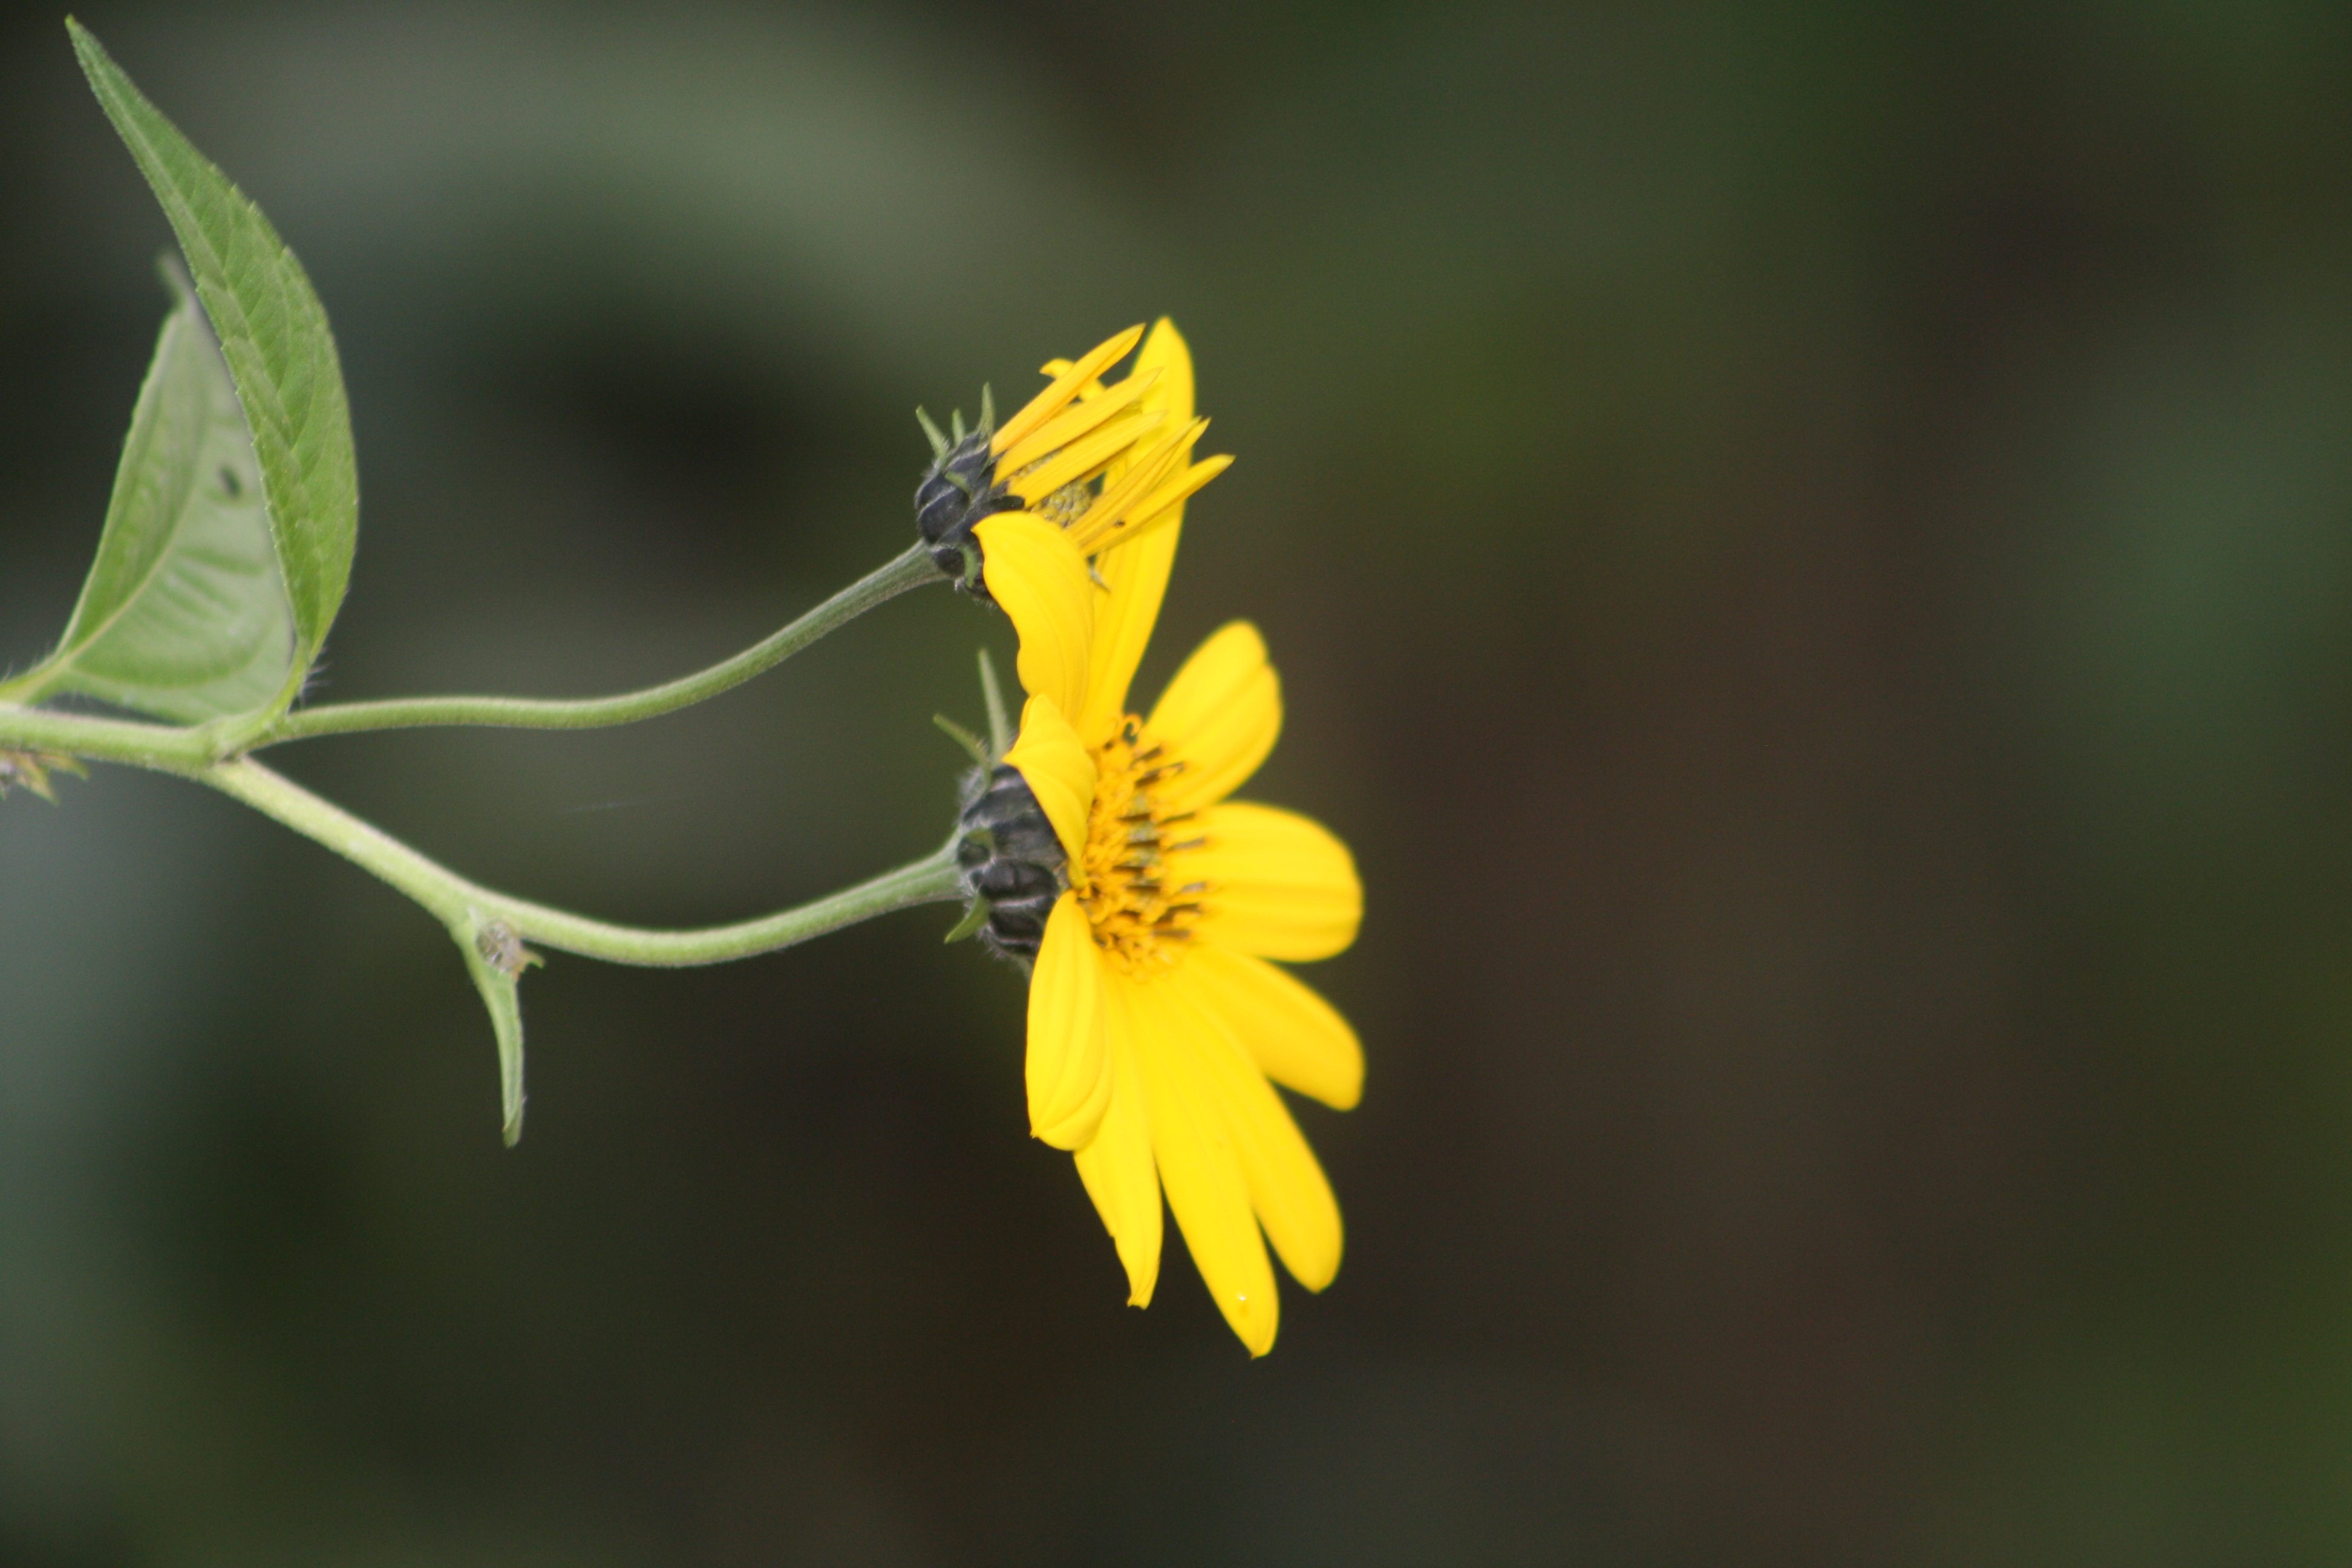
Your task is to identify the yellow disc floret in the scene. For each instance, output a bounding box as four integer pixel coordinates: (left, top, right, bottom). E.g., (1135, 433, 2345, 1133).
(1078, 717, 1209, 976)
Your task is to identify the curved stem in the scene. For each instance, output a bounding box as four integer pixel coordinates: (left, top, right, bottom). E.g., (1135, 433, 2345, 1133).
(255, 542, 943, 746)
(201, 756, 965, 965)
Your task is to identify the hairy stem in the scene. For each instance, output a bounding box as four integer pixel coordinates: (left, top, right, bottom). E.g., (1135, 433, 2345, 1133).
(0, 704, 212, 771)
(257, 543, 943, 746)
(201, 756, 965, 965)
(0, 545, 942, 768)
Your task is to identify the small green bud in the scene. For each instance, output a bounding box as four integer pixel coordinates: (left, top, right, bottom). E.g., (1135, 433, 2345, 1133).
(474, 920, 543, 978)
(0, 749, 85, 803)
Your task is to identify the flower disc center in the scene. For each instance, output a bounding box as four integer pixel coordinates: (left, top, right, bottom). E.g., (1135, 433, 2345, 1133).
(1080, 718, 1208, 976)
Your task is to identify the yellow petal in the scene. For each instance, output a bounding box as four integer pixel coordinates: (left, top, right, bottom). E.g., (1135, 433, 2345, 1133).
(1027, 893, 1112, 1149)
(972, 512, 1092, 724)
(993, 325, 1145, 457)
(1005, 408, 1168, 506)
(1067, 425, 1193, 554)
(1034, 356, 1103, 399)
(1069, 427, 1231, 559)
(1079, 511, 1181, 743)
(996, 367, 1158, 479)
(1079, 320, 1197, 738)
(1074, 976, 1163, 1305)
(1116, 451, 1231, 544)
(1162, 972, 1345, 1292)
(1187, 802, 1362, 962)
(1183, 945, 1364, 1111)
(1146, 621, 1281, 812)
(1123, 971, 1281, 1356)
(1129, 319, 1194, 439)
(1002, 695, 1097, 871)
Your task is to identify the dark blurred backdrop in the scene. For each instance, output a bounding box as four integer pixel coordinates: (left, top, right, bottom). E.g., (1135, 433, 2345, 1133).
(4, 1, 2351, 1563)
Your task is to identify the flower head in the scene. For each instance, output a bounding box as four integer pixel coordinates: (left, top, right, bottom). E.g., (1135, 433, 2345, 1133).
(957, 324, 1364, 1356)
(914, 323, 1230, 592)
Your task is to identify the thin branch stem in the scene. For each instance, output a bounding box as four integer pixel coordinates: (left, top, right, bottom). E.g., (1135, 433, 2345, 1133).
(200, 756, 966, 966)
(1, 543, 968, 969)
(0, 546, 942, 769)
(257, 542, 943, 746)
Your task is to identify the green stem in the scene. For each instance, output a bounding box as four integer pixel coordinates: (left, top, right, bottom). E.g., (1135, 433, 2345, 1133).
(0, 545, 942, 771)
(257, 542, 942, 746)
(0, 703, 212, 771)
(201, 756, 966, 965)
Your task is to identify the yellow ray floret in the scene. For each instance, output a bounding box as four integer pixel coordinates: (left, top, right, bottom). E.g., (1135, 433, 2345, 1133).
(1027, 892, 1112, 1150)
(967, 514, 1091, 724)
(996, 368, 1160, 479)
(991, 325, 1145, 457)
(999, 694, 1096, 874)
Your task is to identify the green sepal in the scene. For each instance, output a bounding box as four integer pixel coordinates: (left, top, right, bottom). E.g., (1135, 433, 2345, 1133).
(916, 407, 951, 462)
(932, 713, 991, 766)
(976, 647, 1011, 759)
(942, 899, 992, 944)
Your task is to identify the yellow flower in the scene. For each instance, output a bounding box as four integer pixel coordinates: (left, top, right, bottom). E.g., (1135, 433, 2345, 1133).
(959, 324, 1364, 1356)
(913, 322, 1230, 588)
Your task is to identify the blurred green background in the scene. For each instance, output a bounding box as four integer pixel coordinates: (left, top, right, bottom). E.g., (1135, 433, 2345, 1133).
(4, 1, 2351, 1561)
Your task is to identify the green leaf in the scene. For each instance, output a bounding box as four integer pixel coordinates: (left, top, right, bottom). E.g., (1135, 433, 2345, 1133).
(5, 275, 296, 722)
(68, 19, 358, 714)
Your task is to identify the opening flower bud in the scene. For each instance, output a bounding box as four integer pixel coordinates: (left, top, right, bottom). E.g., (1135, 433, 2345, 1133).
(913, 407, 1012, 588)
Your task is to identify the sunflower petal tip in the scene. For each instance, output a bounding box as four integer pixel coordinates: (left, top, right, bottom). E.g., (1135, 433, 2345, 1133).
(1123, 1247, 1160, 1309)
(1294, 1250, 1342, 1293)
